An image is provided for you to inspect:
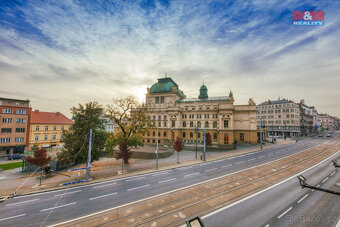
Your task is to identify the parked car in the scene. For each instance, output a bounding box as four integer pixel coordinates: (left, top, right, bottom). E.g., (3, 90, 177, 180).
(326, 133, 332, 137)
(8, 154, 21, 160)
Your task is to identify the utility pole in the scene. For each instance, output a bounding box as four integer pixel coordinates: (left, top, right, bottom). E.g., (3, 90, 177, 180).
(260, 110, 263, 149)
(195, 126, 198, 159)
(203, 124, 206, 161)
(156, 116, 159, 170)
(87, 129, 92, 181)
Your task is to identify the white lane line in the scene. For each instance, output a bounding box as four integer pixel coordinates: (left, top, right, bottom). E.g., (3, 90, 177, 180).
(264, 224, 270, 227)
(89, 192, 117, 200)
(93, 183, 117, 189)
(126, 177, 145, 182)
(235, 161, 245, 165)
(297, 194, 309, 203)
(127, 184, 150, 191)
(180, 166, 193, 170)
(221, 164, 232, 168)
(205, 168, 217, 172)
(277, 207, 293, 219)
(41, 202, 76, 212)
(213, 160, 224, 163)
(316, 185, 320, 187)
(238, 155, 245, 157)
(227, 157, 236, 160)
(5, 198, 39, 206)
(330, 171, 335, 176)
(322, 177, 329, 183)
(258, 156, 265, 158)
(152, 171, 169, 176)
(54, 190, 81, 197)
(0, 213, 26, 221)
(247, 158, 256, 161)
(158, 178, 176, 184)
(267, 154, 273, 156)
(0, 177, 6, 180)
(184, 173, 199, 177)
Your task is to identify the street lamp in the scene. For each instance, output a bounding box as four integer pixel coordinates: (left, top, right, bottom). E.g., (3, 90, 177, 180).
(156, 116, 159, 170)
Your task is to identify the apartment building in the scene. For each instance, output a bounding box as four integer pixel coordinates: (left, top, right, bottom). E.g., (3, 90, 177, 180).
(0, 97, 32, 156)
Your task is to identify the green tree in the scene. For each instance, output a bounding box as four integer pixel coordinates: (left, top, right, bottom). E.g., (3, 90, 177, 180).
(31, 143, 40, 151)
(105, 96, 151, 164)
(57, 102, 106, 166)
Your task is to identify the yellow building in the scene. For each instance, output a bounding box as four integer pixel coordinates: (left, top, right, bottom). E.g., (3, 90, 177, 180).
(135, 77, 258, 148)
(29, 110, 73, 150)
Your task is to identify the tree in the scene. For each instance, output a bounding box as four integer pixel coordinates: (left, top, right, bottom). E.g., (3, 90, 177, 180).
(27, 148, 51, 167)
(174, 137, 183, 164)
(206, 132, 212, 147)
(57, 102, 106, 166)
(115, 141, 133, 167)
(31, 143, 40, 151)
(105, 96, 151, 164)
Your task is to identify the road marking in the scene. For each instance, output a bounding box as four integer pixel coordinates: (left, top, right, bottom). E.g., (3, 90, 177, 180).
(93, 183, 117, 189)
(258, 156, 265, 158)
(227, 157, 236, 160)
(5, 198, 39, 206)
(200, 149, 340, 221)
(158, 178, 176, 184)
(89, 192, 117, 200)
(180, 166, 193, 170)
(235, 161, 245, 165)
(267, 154, 273, 156)
(0, 177, 6, 180)
(0, 213, 26, 221)
(127, 184, 150, 191)
(238, 155, 245, 157)
(247, 158, 256, 161)
(331, 171, 335, 176)
(152, 171, 169, 176)
(184, 173, 199, 177)
(316, 185, 320, 187)
(41, 202, 76, 212)
(221, 164, 232, 168)
(205, 168, 217, 172)
(126, 177, 145, 182)
(213, 160, 224, 163)
(54, 190, 81, 197)
(297, 194, 308, 203)
(264, 224, 270, 227)
(322, 177, 329, 183)
(277, 207, 293, 219)
(49, 144, 330, 227)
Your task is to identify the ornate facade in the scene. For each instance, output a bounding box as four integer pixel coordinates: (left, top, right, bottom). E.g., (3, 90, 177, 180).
(141, 77, 258, 146)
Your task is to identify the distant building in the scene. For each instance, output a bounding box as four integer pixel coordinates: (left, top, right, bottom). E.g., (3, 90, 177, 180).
(132, 77, 258, 146)
(102, 117, 114, 133)
(29, 110, 73, 150)
(319, 114, 336, 131)
(311, 107, 321, 133)
(0, 97, 32, 156)
(298, 100, 314, 136)
(257, 99, 301, 137)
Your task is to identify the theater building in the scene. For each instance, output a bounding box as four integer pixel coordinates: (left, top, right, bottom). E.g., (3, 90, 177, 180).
(139, 77, 258, 147)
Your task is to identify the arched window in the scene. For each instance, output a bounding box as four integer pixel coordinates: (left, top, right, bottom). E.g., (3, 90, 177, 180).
(213, 121, 217, 128)
(205, 121, 209, 128)
(183, 121, 186, 127)
(190, 121, 193, 127)
(198, 132, 201, 138)
(183, 132, 186, 138)
(197, 121, 201, 127)
(190, 132, 193, 138)
(213, 133, 217, 140)
(240, 133, 244, 141)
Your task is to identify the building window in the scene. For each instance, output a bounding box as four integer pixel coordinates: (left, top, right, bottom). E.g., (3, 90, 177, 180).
(155, 97, 159, 103)
(183, 121, 186, 127)
(183, 132, 186, 138)
(190, 121, 193, 127)
(44, 135, 48, 140)
(45, 126, 49, 131)
(161, 97, 164, 103)
(0, 138, 11, 143)
(213, 121, 217, 128)
(163, 132, 166, 137)
(60, 135, 63, 140)
(53, 126, 57, 130)
(2, 118, 12, 123)
(152, 131, 155, 136)
(61, 126, 64, 130)
(1, 128, 12, 133)
(198, 132, 201, 138)
(224, 120, 228, 128)
(15, 128, 25, 133)
(2, 108, 13, 114)
(197, 121, 201, 127)
(35, 135, 39, 141)
(213, 133, 217, 140)
(152, 139, 155, 143)
(16, 109, 26, 114)
(16, 118, 26, 123)
(68, 126, 71, 130)
(36, 126, 40, 131)
(14, 137, 24, 142)
(172, 120, 175, 127)
(190, 132, 193, 138)
(205, 121, 209, 128)
(52, 134, 56, 140)
(240, 133, 244, 141)
(163, 122, 167, 127)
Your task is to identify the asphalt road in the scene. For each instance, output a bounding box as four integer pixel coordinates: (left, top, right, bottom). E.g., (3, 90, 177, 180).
(203, 140, 340, 227)
(0, 137, 334, 226)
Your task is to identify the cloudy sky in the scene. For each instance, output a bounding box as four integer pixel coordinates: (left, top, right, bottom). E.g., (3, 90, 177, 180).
(1, 0, 339, 117)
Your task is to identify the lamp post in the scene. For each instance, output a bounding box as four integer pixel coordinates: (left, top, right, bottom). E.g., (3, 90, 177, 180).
(194, 126, 198, 159)
(203, 123, 206, 161)
(156, 116, 159, 170)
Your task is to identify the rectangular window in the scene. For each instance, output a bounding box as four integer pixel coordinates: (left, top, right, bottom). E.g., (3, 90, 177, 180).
(53, 126, 57, 131)
(52, 134, 56, 140)
(61, 126, 64, 130)
(15, 128, 25, 133)
(44, 135, 48, 140)
(2, 118, 13, 123)
(16, 118, 26, 123)
(1, 128, 12, 133)
(160, 97, 164, 103)
(16, 109, 26, 114)
(224, 120, 229, 128)
(60, 134, 63, 140)
(36, 126, 40, 131)
(172, 120, 175, 127)
(14, 137, 24, 142)
(45, 126, 49, 131)
(35, 135, 39, 141)
(2, 108, 13, 114)
(155, 97, 159, 103)
(0, 138, 11, 143)
(163, 122, 167, 127)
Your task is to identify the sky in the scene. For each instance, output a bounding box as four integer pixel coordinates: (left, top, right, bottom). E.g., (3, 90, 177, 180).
(1, 0, 340, 118)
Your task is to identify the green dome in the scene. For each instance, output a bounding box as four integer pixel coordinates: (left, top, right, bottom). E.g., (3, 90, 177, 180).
(199, 84, 208, 99)
(150, 77, 186, 98)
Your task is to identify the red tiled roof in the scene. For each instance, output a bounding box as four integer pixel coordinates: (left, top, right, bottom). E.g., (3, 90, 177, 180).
(31, 111, 73, 124)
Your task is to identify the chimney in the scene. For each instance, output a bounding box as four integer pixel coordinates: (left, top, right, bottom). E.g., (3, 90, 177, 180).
(35, 110, 39, 112)
(56, 112, 60, 115)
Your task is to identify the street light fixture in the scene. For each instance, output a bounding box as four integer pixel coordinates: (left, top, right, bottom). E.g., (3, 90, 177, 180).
(297, 174, 340, 195)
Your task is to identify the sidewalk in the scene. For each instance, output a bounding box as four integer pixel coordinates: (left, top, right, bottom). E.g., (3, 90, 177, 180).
(0, 139, 295, 197)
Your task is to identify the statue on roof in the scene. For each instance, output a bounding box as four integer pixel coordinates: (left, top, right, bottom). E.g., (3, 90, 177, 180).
(248, 97, 255, 106)
(229, 90, 234, 101)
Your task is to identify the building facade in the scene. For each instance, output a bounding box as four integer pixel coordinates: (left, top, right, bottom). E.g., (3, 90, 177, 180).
(319, 114, 336, 131)
(298, 100, 314, 136)
(0, 97, 32, 156)
(136, 77, 258, 146)
(29, 111, 73, 150)
(257, 99, 301, 137)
